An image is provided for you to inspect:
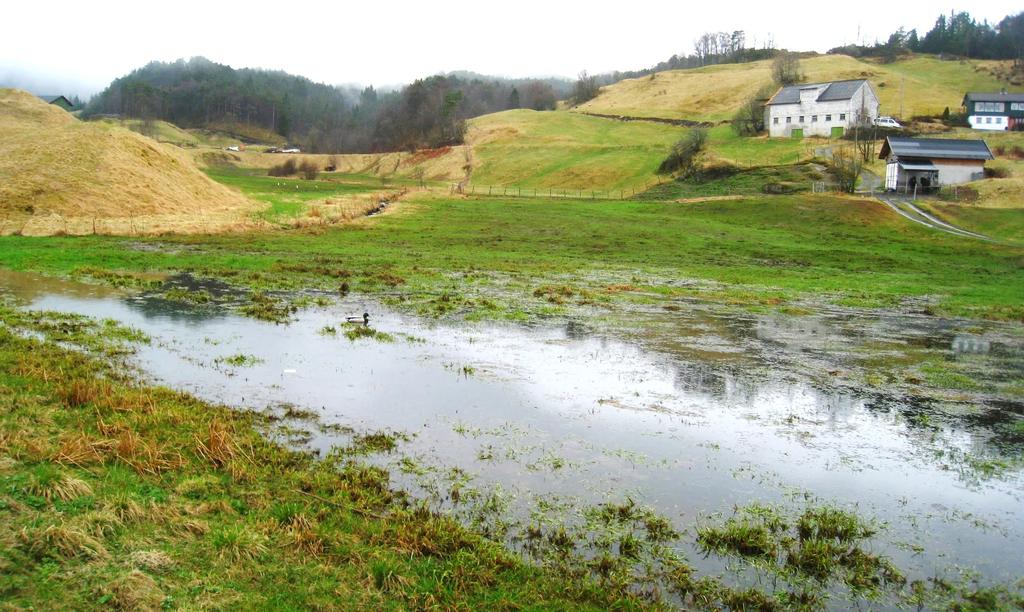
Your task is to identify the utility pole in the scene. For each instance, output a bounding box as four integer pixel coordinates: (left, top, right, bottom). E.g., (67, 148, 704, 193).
(899, 76, 905, 120)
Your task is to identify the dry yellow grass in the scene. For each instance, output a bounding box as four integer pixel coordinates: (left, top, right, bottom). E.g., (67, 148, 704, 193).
(0, 89, 258, 236)
(576, 54, 1017, 122)
(197, 147, 470, 184)
(969, 177, 1024, 209)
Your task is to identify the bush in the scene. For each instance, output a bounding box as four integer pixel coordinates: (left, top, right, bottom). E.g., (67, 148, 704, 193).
(657, 129, 708, 176)
(268, 158, 297, 177)
(762, 182, 798, 194)
(298, 160, 319, 180)
(984, 166, 1011, 179)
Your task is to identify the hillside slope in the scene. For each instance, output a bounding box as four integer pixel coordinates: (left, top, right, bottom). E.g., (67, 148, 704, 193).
(577, 54, 1017, 122)
(0, 89, 255, 235)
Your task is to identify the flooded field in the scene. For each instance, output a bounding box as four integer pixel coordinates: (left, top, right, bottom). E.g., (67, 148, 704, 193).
(2, 269, 1022, 604)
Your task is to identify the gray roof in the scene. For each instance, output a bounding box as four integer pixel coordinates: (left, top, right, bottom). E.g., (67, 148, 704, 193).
(37, 95, 71, 104)
(963, 92, 1024, 104)
(880, 137, 994, 161)
(766, 79, 867, 106)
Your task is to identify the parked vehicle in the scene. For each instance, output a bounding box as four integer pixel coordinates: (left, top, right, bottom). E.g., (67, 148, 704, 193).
(873, 116, 903, 129)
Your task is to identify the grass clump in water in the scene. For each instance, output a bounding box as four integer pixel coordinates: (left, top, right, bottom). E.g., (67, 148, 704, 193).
(213, 353, 263, 368)
(239, 291, 297, 323)
(697, 504, 904, 596)
(343, 324, 393, 343)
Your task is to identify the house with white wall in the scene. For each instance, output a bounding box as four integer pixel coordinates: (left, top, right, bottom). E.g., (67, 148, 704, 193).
(962, 92, 1024, 131)
(765, 80, 879, 138)
(880, 136, 993, 192)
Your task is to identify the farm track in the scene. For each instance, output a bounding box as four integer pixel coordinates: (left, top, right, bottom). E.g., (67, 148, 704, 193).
(878, 195, 993, 241)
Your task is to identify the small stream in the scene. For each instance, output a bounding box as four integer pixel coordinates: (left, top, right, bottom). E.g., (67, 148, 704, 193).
(2, 269, 1022, 595)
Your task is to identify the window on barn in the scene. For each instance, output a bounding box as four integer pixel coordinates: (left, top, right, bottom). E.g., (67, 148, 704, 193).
(1012, 103, 1024, 111)
(811, 115, 818, 122)
(986, 117, 992, 123)
(799, 115, 805, 123)
(825, 114, 832, 121)
(773, 117, 779, 124)
(786, 117, 792, 124)
(996, 117, 1003, 124)
(840, 113, 846, 121)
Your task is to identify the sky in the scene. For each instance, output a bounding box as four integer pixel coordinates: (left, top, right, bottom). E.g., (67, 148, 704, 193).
(1, 0, 1020, 97)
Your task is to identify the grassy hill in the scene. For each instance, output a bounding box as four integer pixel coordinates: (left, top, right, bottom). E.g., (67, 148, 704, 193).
(191, 110, 686, 193)
(577, 54, 1018, 121)
(0, 89, 255, 236)
(466, 110, 684, 191)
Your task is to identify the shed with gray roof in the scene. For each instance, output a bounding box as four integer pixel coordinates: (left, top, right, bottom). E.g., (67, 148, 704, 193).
(879, 137, 994, 192)
(37, 95, 74, 111)
(764, 79, 879, 138)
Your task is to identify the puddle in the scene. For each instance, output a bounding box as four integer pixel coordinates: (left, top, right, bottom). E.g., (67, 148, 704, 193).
(1, 270, 1022, 594)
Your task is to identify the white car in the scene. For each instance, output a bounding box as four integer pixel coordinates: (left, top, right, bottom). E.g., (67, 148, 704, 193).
(873, 116, 903, 129)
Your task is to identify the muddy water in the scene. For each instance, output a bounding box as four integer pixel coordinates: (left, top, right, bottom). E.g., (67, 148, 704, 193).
(2, 270, 1022, 590)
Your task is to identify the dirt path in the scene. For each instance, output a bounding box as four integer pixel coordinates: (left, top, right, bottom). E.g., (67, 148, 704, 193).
(877, 195, 992, 241)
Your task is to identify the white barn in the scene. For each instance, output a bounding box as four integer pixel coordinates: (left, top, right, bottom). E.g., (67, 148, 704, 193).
(765, 79, 879, 138)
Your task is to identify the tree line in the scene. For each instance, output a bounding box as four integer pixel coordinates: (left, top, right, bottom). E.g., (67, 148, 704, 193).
(82, 57, 563, 153)
(830, 11, 1024, 62)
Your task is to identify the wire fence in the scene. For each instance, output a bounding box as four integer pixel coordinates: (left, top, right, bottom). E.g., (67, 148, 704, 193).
(449, 178, 674, 200)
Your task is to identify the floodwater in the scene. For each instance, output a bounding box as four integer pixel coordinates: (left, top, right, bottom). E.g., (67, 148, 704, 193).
(2, 270, 1022, 595)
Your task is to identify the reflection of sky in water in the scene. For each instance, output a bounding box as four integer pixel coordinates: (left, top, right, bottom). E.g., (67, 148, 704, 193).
(3, 270, 1023, 585)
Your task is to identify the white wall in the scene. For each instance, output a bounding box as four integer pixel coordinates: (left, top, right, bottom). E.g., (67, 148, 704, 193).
(766, 83, 880, 138)
(933, 162, 986, 185)
(968, 115, 1009, 131)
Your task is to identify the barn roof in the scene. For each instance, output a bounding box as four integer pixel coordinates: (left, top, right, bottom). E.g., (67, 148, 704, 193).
(962, 92, 1024, 105)
(879, 137, 994, 161)
(37, 95, 72, 105)
(766, 79, 868, 106)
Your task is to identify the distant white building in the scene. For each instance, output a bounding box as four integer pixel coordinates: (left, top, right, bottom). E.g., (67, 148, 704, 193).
(764, 79, 879, 138)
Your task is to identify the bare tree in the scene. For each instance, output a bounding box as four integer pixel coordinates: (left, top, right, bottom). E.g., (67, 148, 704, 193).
(830, 146, 863, 193)
(571, 71, 600, 106)
(731, 85, 776, 136)
(772, 52, 803, 85)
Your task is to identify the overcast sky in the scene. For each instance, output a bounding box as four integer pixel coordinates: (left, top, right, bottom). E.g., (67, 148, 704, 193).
(2, 1, 1020, 97)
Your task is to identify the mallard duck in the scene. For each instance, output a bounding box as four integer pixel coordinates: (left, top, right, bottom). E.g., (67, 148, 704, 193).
(346, 312, 369, 325)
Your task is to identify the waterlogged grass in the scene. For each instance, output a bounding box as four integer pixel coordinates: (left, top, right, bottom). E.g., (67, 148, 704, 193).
(1, 192, 1022, 322)
(343, 323, 394, 343)
(3, 305, 1023, 607)
(697, 504, 904, 595)
(0, 305, 637, 609)
(213, 353, 263, 368)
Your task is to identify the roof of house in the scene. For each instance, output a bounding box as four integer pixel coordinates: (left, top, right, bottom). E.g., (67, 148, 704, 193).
(879, 137, 994, 161)
(37, 95, 72, 105)
(962, 92, 1024, 105)
(766, 79, 868, 106)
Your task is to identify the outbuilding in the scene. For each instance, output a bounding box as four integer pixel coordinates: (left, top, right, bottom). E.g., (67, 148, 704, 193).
(37, 95, 74, 111)
(880, 136, 994, 193)
(962, 91, 1024, 131)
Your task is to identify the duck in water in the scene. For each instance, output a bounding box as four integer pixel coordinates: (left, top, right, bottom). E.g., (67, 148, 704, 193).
(346, 312, 369, 325)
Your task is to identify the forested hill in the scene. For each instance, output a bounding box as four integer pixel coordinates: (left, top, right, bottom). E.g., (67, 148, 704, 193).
(83, 57, 560, 153)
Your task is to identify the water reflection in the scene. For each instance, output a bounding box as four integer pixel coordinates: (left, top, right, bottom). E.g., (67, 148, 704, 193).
(2, 270, 1023, 585)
